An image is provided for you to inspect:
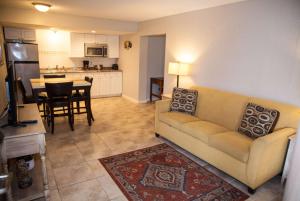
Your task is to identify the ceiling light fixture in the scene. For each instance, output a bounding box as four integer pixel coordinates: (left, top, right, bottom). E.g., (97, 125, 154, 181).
(91, 30, 96, 33)
(32, 2, 51, 12)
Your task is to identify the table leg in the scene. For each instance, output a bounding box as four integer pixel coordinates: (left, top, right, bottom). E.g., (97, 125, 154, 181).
(39, 137, 49, 201)
(86, 87, 92, 126)
(41, 153, 49, 201)
(1, 141, 13, 201)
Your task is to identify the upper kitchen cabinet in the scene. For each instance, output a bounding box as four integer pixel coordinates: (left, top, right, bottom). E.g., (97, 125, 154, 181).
(4, 27, 36, 41)
(84, 34, 95, 44)
(107, 35, 119, 58)
(70, 32, 85, 57)
(69, 32, 119, 58)
(84, 34, 108, 44)
(37, 29, 70, 56)
(95, 35, 107, 44)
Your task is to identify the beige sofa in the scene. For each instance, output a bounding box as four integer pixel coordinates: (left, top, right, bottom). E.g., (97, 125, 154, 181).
(155, 86, 300, 193)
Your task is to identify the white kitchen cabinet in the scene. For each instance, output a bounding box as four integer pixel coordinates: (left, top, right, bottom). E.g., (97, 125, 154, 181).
(70, 33, 85, 57)
(107, 35, 119, 58)
(69, 32, 119, 58)
(40, 71, 122, 98)
(84, 34, 95, 44)
(108, 72, 122, 95)
(95, 35, 107, 44)
(4, 27, 36, 41)
(98, 73, 108, 96)
(89, 73, 99, 98)
(92, 72, 122, 97)
(22, 29, 36, 41)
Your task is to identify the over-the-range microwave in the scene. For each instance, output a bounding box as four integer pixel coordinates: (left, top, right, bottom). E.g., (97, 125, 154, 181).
(84, 43, 108, 57)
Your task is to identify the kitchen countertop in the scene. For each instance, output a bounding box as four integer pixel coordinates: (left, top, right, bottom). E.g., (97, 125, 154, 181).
(40, 67, 122, 74)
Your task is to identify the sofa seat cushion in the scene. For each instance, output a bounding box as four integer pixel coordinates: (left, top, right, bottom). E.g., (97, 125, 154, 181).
(159, 112, 199, 128)
(209, 132, 253, 163)
(178, 121, 229, 143)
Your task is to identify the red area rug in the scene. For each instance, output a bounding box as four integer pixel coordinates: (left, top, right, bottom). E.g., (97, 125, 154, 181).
(99, 143, 249, 201)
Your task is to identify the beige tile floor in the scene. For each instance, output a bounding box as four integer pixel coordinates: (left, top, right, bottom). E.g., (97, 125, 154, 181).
(41, 97, 283, 201)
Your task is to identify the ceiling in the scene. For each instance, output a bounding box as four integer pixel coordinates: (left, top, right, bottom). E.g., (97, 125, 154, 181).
(0, 0, 247, 22)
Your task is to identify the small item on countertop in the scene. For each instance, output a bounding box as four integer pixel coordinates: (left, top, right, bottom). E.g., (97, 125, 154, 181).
(83, 60, 89, 69)
(112, 64, 118, 70)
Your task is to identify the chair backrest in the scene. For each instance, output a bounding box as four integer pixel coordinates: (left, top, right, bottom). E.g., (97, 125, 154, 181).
(17, 77, 27, 102)
(84, 76, 93, 85)
(17, 77, 26, 96)
(45, 82, 73, 99)
(44, 74, 66, 79)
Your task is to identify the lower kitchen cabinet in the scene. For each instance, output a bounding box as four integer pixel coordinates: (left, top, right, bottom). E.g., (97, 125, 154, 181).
(42, 71, 122, 98)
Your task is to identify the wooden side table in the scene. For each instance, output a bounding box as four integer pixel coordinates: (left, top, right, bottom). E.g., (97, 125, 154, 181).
(150, 77, 164, 102)
(281, 135, 296, 184)
(0, 104, 49, 201)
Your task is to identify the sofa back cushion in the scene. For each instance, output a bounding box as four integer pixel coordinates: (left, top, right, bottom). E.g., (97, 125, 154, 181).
(249, 97, 300, 130)
(191, 86, 249, 130)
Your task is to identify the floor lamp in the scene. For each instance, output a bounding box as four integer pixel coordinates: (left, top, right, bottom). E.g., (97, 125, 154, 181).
(168, 62, 189, 88)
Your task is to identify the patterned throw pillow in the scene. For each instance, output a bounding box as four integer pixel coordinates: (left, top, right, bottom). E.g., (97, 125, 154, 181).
(238, 103, 280, 138)
(170, 88, 198, 115)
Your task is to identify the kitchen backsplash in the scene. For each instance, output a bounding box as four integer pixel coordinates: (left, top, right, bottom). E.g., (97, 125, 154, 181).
(39, 53, 117, 68)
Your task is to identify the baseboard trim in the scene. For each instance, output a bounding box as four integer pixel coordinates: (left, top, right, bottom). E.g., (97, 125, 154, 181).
(139, 99, 149, 103)
(122, 95, 150, 104)
(122, 95, 140, 103)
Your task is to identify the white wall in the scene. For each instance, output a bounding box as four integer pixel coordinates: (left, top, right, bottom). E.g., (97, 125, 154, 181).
(0, 7, 137, 34)
(36, 29, 117, 68)
(119, 0, 300, 106)
(119, 35, 140, 101)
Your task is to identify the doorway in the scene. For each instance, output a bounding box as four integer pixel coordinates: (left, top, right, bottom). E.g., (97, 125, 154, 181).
(139, 35, 166, 102)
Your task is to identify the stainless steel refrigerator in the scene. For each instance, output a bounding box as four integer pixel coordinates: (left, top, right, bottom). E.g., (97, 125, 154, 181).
(6, 42, 40, 96)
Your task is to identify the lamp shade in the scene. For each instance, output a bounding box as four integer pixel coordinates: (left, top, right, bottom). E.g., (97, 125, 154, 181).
(168, 62, 189, 76)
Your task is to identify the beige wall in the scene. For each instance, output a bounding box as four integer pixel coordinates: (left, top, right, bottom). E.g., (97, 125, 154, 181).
(119, 0, 300, 105)
(119, 35, 140, 101)
(0, 25, 8, 113)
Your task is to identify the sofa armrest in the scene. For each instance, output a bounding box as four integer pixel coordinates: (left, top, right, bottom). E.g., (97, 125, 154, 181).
(155, 99, 171, 113)
(247, 128, 296, 188)
(155, 100, 171, 132)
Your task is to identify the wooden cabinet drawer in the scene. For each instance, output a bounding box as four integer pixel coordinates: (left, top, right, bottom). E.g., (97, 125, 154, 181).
(5, 135, 43, 159)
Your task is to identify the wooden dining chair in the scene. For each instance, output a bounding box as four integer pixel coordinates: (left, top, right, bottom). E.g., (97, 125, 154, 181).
(17, 77, 47, 117)
(44, 74, 66, 79)
(72, 76, 95, 122)
(45, 82, 74, 134)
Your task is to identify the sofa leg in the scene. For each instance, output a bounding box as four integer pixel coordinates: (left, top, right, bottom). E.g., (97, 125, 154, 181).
(248, 187, 256, 194)
(155, 133, 160, 138)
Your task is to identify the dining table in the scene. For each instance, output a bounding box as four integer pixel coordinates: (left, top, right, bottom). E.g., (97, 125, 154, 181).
(30, 78, 93, 126)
